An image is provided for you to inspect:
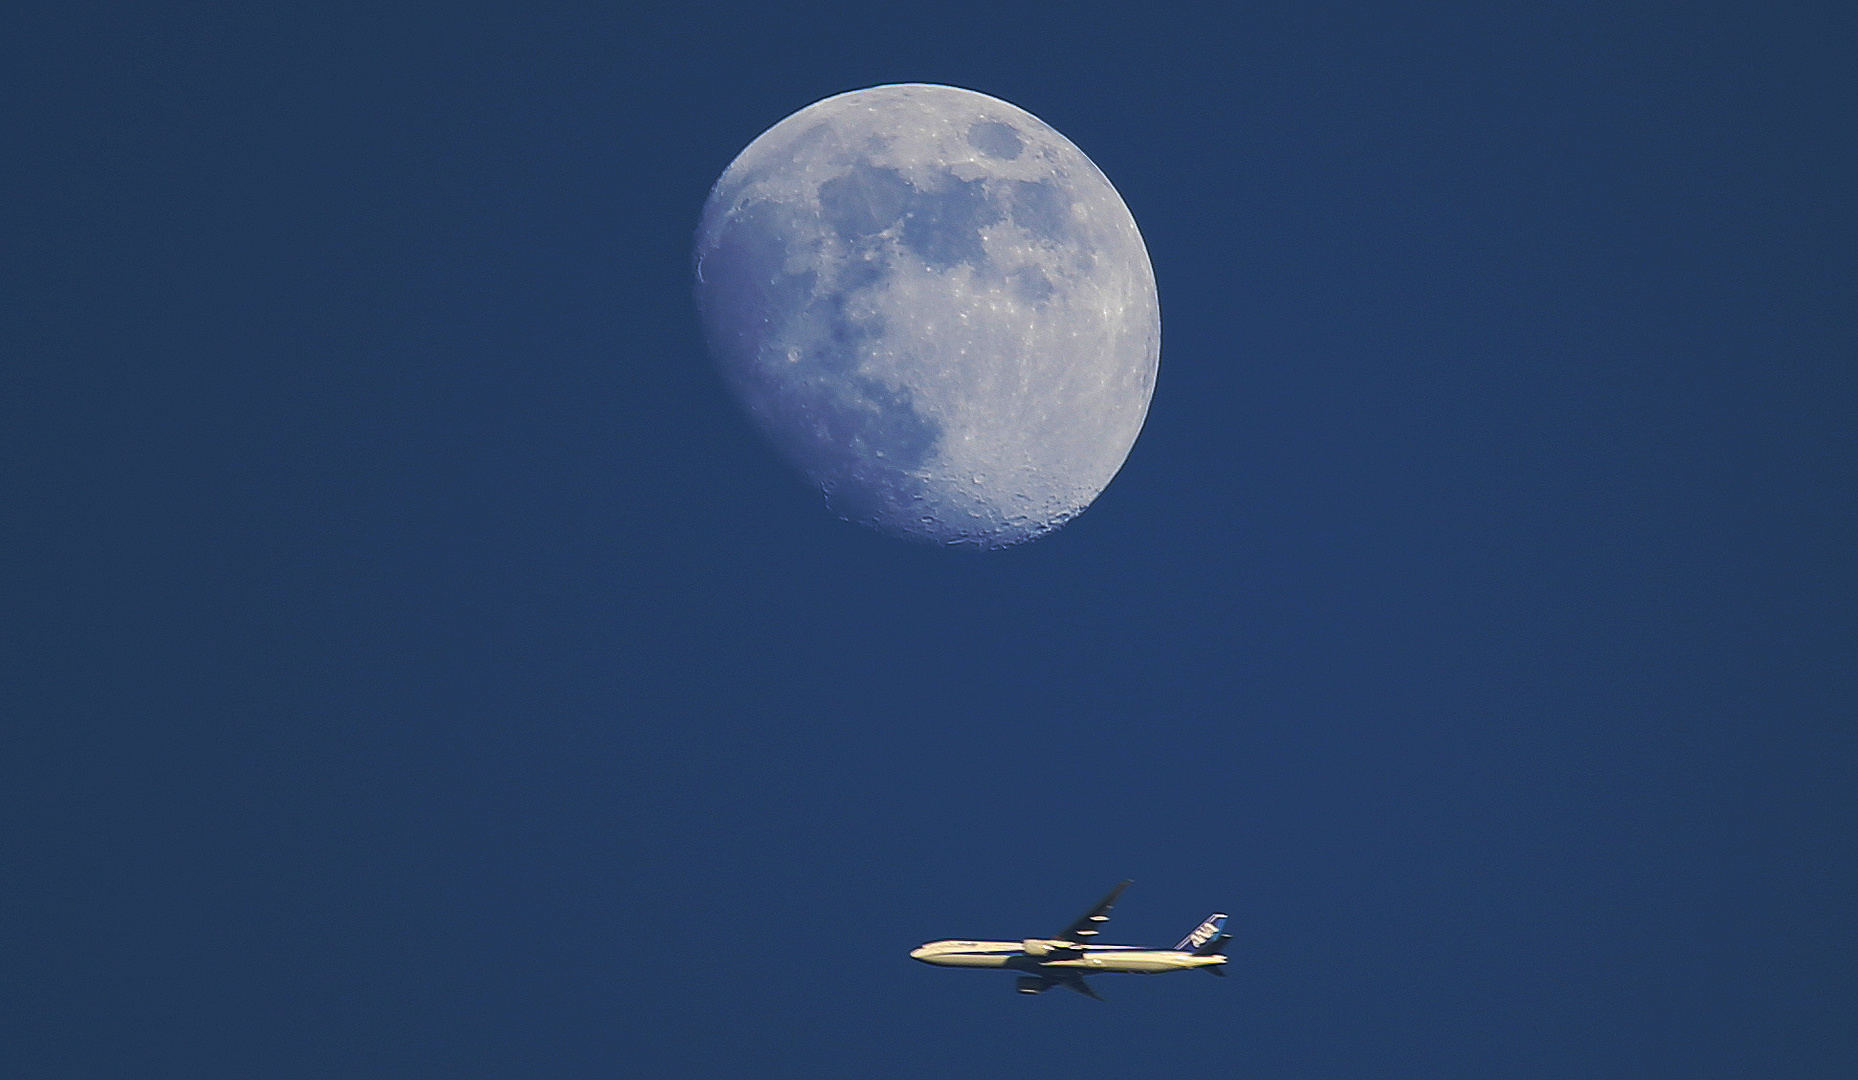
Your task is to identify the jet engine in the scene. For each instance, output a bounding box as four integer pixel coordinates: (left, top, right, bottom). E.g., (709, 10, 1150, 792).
(1015, 976, 1047, 995)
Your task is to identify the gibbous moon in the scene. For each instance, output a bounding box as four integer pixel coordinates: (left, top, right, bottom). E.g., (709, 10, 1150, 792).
(694, 84, 1159, 549)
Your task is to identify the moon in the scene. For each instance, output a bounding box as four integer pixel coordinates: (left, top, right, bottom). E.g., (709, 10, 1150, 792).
(694, 84, 1159, 549)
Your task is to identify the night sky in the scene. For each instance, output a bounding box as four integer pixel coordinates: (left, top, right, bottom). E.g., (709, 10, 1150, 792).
(8, 3, 1855, 1078)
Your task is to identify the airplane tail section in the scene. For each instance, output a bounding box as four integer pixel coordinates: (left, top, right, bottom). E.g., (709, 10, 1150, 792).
(1174, 913, 1228, 953)
(1195, 919, 1234, 976)
(1196, 931, 1233, 958)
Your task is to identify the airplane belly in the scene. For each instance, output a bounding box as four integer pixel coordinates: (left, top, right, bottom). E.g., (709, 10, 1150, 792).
(1076, 951, 1185, 973)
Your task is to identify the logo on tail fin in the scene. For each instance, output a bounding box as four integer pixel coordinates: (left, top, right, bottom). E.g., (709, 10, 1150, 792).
(1175, 913, 1228, 952)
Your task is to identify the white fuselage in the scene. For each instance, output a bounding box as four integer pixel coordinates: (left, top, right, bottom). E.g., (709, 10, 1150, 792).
(910, 939, 1225, 975)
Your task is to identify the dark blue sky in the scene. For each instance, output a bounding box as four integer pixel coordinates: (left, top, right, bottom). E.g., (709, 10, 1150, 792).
(8, 3, 1854, 1078)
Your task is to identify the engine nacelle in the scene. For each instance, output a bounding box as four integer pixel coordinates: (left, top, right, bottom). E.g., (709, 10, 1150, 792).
(1021, 939, 1069, 957)
(1015, 976, 1048, 995)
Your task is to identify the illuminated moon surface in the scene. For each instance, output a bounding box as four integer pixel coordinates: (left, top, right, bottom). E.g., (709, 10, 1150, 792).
(694, 84, 1159, 548)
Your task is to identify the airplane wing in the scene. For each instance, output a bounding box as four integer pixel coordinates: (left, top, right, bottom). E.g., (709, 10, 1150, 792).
(1054, 880, 1133, 944)
(1018, 974, 1105, 1000)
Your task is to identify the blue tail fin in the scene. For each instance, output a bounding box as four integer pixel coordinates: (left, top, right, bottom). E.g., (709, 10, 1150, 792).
(1174, 913, 1228, 953)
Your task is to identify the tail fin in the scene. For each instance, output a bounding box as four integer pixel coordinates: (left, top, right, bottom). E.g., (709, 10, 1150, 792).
(1174, 913, 1228, 953)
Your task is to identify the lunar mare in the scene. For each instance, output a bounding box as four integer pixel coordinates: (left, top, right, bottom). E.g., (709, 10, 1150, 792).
(694, 84, 1158, 548)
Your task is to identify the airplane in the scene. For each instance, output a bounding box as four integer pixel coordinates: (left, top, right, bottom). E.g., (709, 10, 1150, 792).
(909, 880, 1231, 999)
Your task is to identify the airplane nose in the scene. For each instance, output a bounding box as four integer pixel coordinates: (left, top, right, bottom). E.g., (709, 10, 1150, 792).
(909, 945, 934, 962)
